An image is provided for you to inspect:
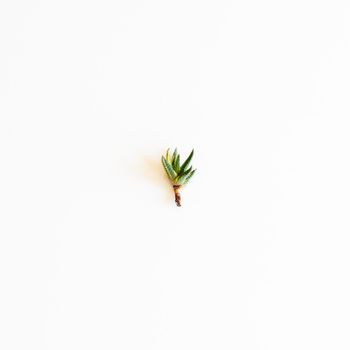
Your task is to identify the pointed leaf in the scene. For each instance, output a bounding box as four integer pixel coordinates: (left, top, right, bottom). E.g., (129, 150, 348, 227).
(172, 148, 178, 166)
(161, 156, 176, 180)
(179, 149, 194, 173)
(183, 169, 196, 185)
(180, 166, 192, 177)
(166, 148, 171, 162)
(174, 154, 180, 173)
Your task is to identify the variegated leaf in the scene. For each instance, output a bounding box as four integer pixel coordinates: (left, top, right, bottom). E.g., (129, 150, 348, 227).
(172, 148, 178, 166)
(161, 156, 177, 180)
(176, 174, 188, 185)
(179, 149, 194, 173)
(174, 154, 180, 173)
(166, 148, 171, 162)
(183, 169, 196, 185)
(179, 166, 192, 177)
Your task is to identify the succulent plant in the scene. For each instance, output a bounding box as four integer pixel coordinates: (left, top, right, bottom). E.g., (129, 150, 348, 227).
(161, 148, 196, 207)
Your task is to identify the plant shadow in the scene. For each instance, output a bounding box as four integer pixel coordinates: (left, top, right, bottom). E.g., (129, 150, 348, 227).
(139, 155, 174, 198)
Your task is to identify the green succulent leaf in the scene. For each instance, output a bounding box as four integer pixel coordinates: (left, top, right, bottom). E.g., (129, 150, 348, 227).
(176, 174, 189, 185)
(183, 169, 196, 185)
(179, 149, 194, 173)
(172, 148, 178, 166)
(181, 166, 192, 177)
(174, 154, 180, 173)
(161, 156, 176, 180)
(166, 148, 171, 162)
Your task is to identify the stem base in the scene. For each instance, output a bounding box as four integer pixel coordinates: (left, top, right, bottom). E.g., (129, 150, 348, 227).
(173, 185, 181, 207)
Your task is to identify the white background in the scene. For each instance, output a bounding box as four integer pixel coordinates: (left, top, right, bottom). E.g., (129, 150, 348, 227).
(1, 0, 350, 349)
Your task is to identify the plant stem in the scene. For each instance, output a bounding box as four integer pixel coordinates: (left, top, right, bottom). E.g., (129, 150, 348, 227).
(173, 185, 181, 207)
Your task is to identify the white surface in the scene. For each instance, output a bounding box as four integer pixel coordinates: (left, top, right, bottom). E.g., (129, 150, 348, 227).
(1, 1, 350, 349)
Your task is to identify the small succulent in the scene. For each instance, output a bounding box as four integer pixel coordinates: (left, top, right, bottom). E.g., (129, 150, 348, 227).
(161, 148, 196, 207)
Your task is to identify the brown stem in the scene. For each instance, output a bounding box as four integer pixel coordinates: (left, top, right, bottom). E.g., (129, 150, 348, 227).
(173, 185, 181, 207)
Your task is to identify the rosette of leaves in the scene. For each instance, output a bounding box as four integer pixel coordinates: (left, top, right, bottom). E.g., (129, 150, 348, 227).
(161, 148, 196, 207)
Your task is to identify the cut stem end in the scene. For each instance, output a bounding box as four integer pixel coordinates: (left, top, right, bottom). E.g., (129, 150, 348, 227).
(173, 185, 181, 207)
